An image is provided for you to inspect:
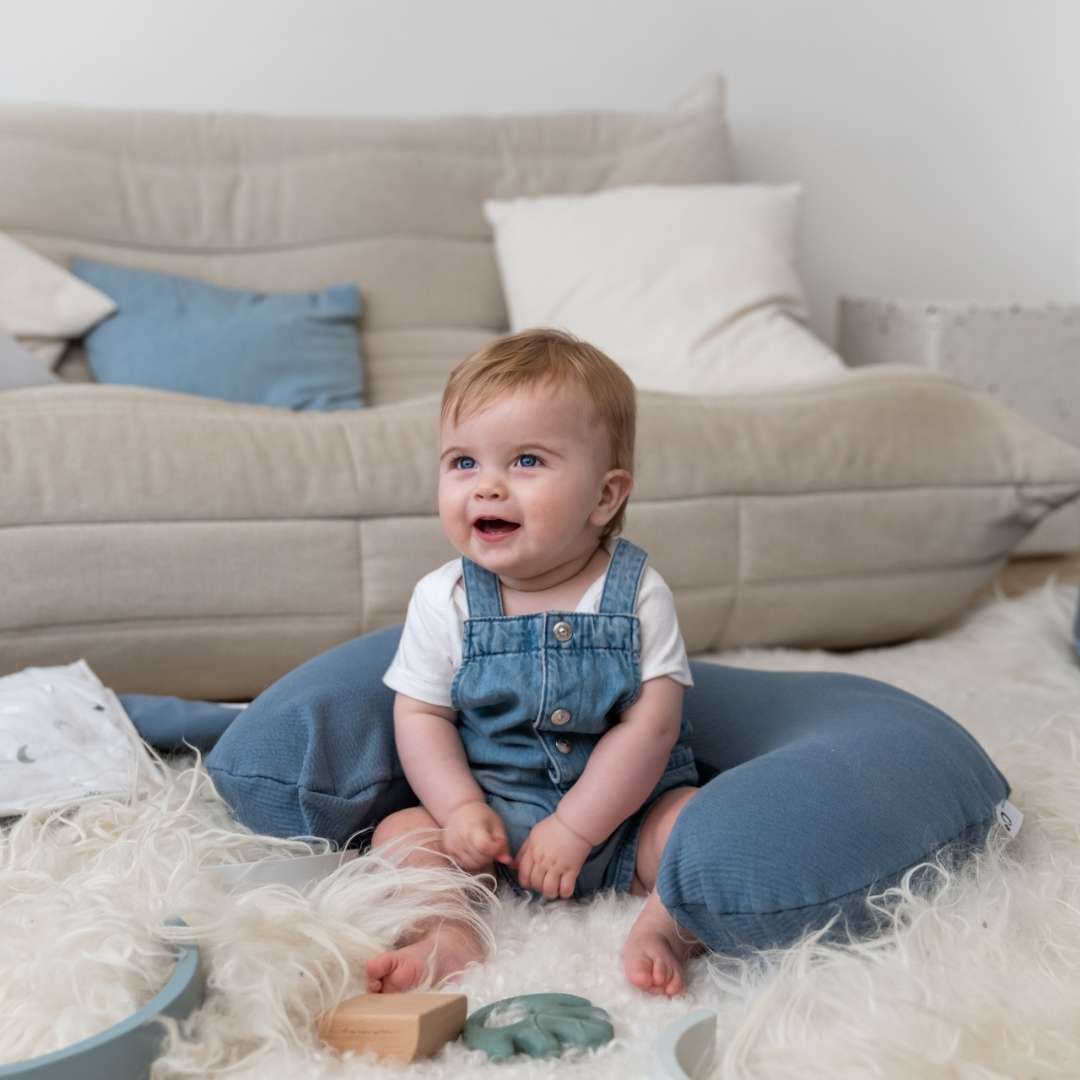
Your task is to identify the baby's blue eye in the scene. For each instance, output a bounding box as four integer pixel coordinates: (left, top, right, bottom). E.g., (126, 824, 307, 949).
(453, 456, 476, 470)
(517, 454, 541, 468)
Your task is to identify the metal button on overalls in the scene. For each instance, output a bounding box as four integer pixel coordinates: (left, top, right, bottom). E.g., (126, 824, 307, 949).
(551, 708, 571, 726)
(555, 738, 572, 754)
(552, 621, 573, 642)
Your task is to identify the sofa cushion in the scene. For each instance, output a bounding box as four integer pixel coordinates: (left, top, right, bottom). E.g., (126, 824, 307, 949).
(2, 367, 1078, 697)
(0, 77, 732, 405)
(72, 260, 364, 411)
(194, 624, 1009, 954)
(485, 183, 843, 395)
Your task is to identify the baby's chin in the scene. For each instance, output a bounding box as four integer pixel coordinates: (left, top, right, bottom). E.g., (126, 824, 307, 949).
(457, 530, 544, 577)
(461, 540, 530, 575)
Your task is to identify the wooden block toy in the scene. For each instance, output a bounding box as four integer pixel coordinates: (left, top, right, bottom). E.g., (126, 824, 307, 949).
(317, 992, 468, 1062)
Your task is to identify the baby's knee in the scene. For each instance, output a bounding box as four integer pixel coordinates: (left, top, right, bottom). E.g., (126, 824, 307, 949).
(370, 805, 439, 849)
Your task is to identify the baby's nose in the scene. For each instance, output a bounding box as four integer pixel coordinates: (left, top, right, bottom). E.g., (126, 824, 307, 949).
(474, 470, 507, 498)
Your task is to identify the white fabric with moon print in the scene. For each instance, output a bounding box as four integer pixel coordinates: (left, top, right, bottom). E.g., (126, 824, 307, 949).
(0, 660, 161, 815)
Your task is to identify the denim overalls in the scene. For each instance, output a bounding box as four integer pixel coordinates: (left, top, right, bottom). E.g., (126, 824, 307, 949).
(449, 537, 698, 897)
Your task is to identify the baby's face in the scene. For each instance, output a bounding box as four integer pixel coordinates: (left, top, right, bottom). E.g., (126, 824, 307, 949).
(438, 383, 618, 585)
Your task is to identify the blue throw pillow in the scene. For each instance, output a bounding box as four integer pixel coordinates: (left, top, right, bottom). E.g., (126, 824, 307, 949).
(189, 626, 1011, 954)
(71, 260, 363, 411)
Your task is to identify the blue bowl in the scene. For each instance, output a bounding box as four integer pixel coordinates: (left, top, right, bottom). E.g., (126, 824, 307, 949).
(0, 918, 203, 1080)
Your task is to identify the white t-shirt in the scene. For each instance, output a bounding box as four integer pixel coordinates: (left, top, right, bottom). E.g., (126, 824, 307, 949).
(383, 549, 693, 709)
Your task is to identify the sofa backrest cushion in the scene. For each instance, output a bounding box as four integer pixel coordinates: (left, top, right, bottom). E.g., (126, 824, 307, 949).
(0, 78, 732, 405)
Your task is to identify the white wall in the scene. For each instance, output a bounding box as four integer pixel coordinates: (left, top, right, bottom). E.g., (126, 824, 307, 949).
(3, 0, 1077, 343)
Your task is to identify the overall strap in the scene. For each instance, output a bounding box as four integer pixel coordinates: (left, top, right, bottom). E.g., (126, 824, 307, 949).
(460, 557, 504, 617)
(597, 538, 648, 615)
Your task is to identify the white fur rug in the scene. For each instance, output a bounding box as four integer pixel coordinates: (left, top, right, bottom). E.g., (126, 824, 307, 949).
(3, 584, 1080, 1079)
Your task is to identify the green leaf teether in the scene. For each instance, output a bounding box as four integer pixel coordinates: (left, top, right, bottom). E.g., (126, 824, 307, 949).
(463, 993, 614, 1061)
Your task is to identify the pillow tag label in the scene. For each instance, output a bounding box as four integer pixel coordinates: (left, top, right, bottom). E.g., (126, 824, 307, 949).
(995, 799, 1023, 838)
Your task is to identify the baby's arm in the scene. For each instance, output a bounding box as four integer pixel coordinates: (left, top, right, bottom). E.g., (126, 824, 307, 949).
(556, 675, 684, 843)
(514, 676, 683, 897)
(393, 692, 512, 869)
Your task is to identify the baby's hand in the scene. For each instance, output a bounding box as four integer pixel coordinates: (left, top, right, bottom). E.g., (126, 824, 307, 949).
(515, 814, 593, 899)
(442, 802, 513, 872)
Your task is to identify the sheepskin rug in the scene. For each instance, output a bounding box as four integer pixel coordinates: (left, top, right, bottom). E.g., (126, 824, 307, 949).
(3, 584, 1080, 1079)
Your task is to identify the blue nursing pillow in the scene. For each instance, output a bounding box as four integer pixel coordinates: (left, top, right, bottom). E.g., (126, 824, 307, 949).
(140, 625, 1010, 954)
(659, 666, 1006, 951)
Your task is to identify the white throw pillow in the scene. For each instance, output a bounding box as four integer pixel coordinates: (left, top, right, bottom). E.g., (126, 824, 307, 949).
(484, 184, 843, 395)
(0, 233, 116, 368)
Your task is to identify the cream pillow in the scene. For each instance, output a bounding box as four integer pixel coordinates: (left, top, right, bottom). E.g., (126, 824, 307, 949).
(484, 183, 843, 395)
(0, 233, 116, 367)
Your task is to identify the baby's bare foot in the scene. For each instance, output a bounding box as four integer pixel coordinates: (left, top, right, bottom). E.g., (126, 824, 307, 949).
(624, 930, 685, 997)
(623, 891, 699, 997)
(366, 922, 486, 993)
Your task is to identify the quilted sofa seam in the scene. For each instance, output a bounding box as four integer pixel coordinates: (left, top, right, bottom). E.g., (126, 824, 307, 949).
(3, 488, 1078, 532)
(6, 226, 499, 254)
(0, 117, 716, 169)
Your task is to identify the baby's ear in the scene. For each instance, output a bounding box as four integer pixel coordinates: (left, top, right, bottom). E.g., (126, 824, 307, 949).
(591, 469, 633, 527)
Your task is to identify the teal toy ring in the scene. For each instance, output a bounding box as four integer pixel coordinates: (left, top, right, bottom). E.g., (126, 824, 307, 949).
(0, 917, 202, 1079)
(463, 993, 614, 1061)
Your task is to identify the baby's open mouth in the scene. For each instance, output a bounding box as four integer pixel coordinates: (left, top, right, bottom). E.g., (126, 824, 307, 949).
(474, 517, 520, 535)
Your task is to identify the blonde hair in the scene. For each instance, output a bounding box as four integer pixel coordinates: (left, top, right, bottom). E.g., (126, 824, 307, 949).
(441, 328, 636, 540)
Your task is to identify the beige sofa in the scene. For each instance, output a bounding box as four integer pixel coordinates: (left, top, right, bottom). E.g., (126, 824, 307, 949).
(3, 78, 1079, 698)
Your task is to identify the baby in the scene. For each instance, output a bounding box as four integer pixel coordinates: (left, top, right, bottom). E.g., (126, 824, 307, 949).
(366, 328, 701, 997)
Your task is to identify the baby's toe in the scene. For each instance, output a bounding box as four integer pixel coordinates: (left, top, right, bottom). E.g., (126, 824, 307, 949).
(653, 956, 673, 988)
(625, 953, 655, 990)
(365, 952, 394, 992)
